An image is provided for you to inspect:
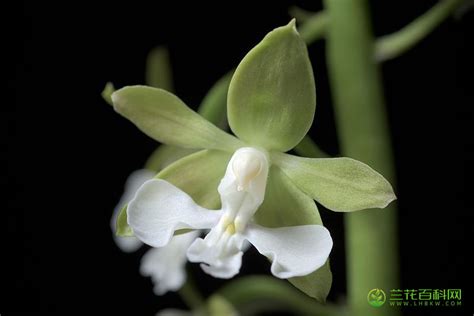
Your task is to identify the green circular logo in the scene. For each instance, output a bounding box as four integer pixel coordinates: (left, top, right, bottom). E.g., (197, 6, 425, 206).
(367, 288, 386, 307)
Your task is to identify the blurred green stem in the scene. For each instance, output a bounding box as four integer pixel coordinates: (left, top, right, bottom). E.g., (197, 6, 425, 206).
(323, 1, 399, 316)
(146, 47, 174, 91)
(375, 0, 463, 61)
(297, 0, 463, 61)
(178, 274, 205, 309)
(299, 11, 329, 44)
(218, 276, 343, 316)
(289, 6, 317, 22)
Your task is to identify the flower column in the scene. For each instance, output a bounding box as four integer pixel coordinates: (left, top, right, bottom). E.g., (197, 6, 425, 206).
(324, 1, 400, 316)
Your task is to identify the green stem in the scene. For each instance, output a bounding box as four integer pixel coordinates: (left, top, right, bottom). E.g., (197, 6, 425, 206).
(178, 275, 205, 310)
(323, 1, 399, 316)
(296, 0, 463, 62)
(146, 46, 174, 91)
(298, 11, 329, 44)
(218, 276, 343, 316)
(289, 6, 317, 23)
(375, 0, 463, 61)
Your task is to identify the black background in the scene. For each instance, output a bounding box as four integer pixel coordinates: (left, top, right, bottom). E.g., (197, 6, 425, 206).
(4, 1, 473, 315)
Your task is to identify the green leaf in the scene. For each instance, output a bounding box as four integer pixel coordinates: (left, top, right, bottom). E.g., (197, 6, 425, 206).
(116, 204, 133, 237)
(146, 46, 173, 91)
(227, 20, 316, 152)
(111, 86, 243, 151)
(272, 152, 396, 212)
(156, 149, 232, 209)
(254, 166, 332, 301)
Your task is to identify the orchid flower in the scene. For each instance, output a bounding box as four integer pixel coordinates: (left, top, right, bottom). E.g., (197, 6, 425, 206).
(110, 20, 396, 300)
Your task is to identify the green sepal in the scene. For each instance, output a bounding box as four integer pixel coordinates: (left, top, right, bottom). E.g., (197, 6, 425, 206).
(254, 166, 322, 227)
(111, 86, 243, 151)
(101, 82, 115, 106)
(145, 145, 196, 172)
(227, 20, 316, 152)
(272, 152, 396, 212)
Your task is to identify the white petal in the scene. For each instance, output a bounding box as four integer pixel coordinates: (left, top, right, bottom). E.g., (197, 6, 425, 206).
(140, 231, 199, 295)
(245, 224, 333, 278)
(152, 270, 185, 295)
(128, 179, 222, 247)
(187, 236, 244, 279)
(199, 255, 242, 279)
(111, 169, 155, 252)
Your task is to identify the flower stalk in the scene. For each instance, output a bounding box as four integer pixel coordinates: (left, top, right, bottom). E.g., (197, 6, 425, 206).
(178, 273, 205, 310)
(375, 0, 464, 61)
(324, 0, 399, 315)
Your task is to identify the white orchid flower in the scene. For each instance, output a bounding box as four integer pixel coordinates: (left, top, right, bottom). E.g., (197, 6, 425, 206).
(128, 147, 333, 279)
(110, 21, 396, 299)
(111, 169, 155, 252)
(140, 231, 199, 295)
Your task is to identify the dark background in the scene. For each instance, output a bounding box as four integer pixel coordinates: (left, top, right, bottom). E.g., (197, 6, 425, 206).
(4, 1, 473, 315)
